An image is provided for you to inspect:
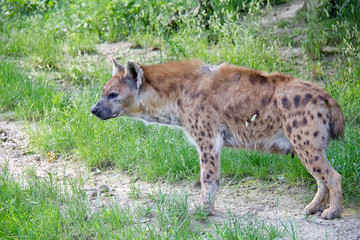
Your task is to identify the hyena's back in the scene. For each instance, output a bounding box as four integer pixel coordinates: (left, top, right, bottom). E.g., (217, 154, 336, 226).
(193, 64, 344, 153)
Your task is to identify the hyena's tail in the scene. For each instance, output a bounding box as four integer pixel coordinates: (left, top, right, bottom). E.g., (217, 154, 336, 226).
(327, 96, 345, 139)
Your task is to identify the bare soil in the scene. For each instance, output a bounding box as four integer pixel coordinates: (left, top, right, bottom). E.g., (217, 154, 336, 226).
(1, 1, 360, 239)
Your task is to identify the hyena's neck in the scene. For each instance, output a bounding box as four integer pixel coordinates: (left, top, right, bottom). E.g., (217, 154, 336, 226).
(130, 101, 183, 126)
(126, 61, 209, 127)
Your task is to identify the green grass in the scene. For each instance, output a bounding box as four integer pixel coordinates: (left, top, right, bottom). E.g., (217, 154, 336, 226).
(0, 60, 62, 120)
(0, 163, 286, 239)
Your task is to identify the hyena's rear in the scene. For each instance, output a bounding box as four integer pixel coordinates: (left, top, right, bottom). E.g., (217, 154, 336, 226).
(91, 60, 344, 219)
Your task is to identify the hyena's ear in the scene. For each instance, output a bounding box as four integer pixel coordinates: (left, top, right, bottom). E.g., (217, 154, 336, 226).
(125, 61, 143, 92)
(112, 58, 124, 76)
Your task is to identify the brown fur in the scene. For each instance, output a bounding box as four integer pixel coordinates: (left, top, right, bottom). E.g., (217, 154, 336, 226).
(91, 60, 345, 219)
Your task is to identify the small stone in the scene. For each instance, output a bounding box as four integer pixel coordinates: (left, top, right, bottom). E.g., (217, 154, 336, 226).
(99, 185, 110, 193)
(90, 169, 101, 177)
(12, 152, 21, 158)
(35, 156, 41, 161)
(321, 46, 340, 54)
(90, 191, 98, 199)
(130, 43, 142, 49)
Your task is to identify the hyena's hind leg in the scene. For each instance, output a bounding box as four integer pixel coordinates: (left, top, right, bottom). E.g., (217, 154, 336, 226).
(304, 175, 329, 214)
(296, 149, 342, 219)
(283, 117, 342, 219)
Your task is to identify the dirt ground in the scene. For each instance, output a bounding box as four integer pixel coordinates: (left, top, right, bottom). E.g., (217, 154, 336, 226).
(1, 0, 360, 239)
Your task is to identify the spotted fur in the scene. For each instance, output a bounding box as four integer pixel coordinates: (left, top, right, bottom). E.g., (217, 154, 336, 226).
(91, 60, 345, 219)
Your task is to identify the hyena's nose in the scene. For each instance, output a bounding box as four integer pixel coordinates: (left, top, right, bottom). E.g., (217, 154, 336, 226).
(90, 105, 99, 115)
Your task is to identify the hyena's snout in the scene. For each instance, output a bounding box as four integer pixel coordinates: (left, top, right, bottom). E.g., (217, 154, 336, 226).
(90, 101, 108, 120)
(90, 99, 119, 120)
(90, 102, 102, 118)
(90, 103, 100, 116)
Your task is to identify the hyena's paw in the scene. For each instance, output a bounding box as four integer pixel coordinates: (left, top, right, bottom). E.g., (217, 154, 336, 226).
(304, 203, 321, 216)
(201, 202, 215, 216)
(320, 208, 341, 220)
(304, 200, 328, 216)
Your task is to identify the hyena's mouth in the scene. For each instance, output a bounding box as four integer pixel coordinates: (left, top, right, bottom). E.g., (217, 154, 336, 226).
(111, 113, 120, 118)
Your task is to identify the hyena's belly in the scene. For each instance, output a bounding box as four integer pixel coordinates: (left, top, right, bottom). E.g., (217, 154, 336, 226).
(221, 121, 291, 153)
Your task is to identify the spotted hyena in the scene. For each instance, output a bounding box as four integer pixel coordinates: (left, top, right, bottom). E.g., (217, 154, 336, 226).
(91, 59, 344, 219)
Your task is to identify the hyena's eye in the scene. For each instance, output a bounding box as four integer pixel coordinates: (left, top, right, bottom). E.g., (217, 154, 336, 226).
(108, 92, 119, 99)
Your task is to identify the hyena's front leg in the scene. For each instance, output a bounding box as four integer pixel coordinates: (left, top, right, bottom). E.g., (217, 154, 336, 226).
(196, 134, 223, 214)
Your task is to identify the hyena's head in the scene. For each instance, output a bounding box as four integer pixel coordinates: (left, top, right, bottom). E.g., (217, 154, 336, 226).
(90, 58, 143, 120)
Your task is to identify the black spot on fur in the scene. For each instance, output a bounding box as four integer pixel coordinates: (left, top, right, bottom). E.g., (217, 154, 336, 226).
(201, 131, 205, 137)
(297, 135, 302, 140)
(292, 120, 298, 128)
(304, 93, 313, 102)
(313, 131, 319, 138)
(282, 97, 291, 109)
(206, 174, 210, 179)
(317, 112, 322, 118)
(302, 117, 308, 125)
(209, 144, 213, 151)
(315, 156, 319, 161)
(294, 95, 301, 108)
(210, 161, 215, 167)
(250, 74, 267, 85)
(312, 99, 317, 104)
(259, 76, 267, 85)
(209, 170, 214, 174)
(286, 124, 292, 135)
